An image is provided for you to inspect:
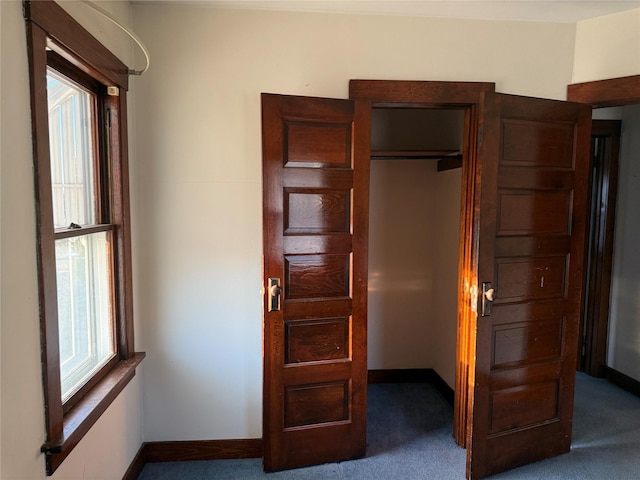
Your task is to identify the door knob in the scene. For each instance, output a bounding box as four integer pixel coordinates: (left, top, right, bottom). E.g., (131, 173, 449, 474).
(484, 288, 495, 302)
(268, 278, 282, 312)
(270, 284, 282, 297)
(482, 282, 495, 316)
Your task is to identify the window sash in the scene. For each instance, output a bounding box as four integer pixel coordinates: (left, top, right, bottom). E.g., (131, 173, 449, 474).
(46, 68, 99, 229)
(55, 231, 116, 403)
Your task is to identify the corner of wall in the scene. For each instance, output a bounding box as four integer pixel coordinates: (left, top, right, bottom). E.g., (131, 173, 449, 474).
(572, 8, 640, 84)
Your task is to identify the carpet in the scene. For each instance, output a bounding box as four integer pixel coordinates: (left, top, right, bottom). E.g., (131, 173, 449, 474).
(137, 373, 640, 479)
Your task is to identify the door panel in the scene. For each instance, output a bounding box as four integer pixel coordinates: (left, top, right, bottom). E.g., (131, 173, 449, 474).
(468, 92, 591, 479)
(262, 93, 368, 471)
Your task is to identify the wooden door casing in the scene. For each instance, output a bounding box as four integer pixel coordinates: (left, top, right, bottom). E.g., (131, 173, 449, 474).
(262, 94, 369, 471)
(468, 92, 591, 479)
(568, 75, 640, 390)
(580, 120, 621, 376)
(349, 80, 496, 450)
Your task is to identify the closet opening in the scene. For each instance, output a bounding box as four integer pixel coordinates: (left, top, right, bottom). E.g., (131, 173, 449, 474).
(367, 107, 466, 417)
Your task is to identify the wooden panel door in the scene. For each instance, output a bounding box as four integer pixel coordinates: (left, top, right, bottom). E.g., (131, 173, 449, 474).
(467, 92, 591, 479)
(261, 94, 369, 471)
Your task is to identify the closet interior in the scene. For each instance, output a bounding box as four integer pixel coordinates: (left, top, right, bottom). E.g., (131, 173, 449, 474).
(368, 108, 465, 389)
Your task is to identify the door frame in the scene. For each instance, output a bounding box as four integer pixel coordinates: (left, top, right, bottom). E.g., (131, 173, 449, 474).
(567, 75, 640, 377)
(580, 120, 621, 376)
(349, 80, 495, 447)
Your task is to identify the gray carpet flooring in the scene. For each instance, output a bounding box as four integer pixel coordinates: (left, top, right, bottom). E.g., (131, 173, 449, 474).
(137, 373, 640, 479)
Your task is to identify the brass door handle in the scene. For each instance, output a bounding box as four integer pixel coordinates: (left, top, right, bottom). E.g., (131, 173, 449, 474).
(268, 278, 282, 312)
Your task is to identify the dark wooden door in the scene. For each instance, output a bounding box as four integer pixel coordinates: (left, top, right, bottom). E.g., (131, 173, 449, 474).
(467, 92, 591, 479)
(261, 93, 369, 471)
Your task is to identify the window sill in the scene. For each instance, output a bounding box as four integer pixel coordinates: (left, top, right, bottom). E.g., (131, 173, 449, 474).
(41, 352, 146, 475)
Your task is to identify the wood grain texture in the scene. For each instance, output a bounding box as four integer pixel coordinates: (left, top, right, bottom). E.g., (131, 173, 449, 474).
(347, 82, 488, 452)
(349, 80, 495, 105)
(567, 75, 640, 107)
(143, 439, 263, 463)
(285, 121, 352, 168)
(112, 92, 136, 357)
(493, 318, 563, 368)
(497, 192, 571, 235)
(468, 92, 591, 479)
(580, 121, 621, 377)
(567, 76, 640, 380)
(495, 256, 567, 302)
(43, 354, 145, 474)
(284, 382, 349, 428)
(489, 381, 559, 433)
(455, 106, 480, 449)
(285, 318, 349, 363)
(27, 20, 64, 450)
(285, 254, 350, 299)
(285, 190, 350, 234)
(262, 94, 366, 471)
(24, 0, 128, 89)
(501, 120, 574, 167)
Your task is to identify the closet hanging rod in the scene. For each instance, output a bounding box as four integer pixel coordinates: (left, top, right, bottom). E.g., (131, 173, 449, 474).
(80, 0, 150, 76)
(370, 150, 462, 160)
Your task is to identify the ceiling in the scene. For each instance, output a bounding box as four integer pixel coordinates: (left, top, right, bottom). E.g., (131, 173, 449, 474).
(131, 0, 640, 23)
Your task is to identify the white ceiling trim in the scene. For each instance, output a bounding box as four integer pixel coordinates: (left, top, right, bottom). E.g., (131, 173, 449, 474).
(131, 0, 640, 24)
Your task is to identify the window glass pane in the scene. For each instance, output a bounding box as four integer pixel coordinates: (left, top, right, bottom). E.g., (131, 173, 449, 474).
(56, 232, 115, 401)
(47, 68, 97, 228)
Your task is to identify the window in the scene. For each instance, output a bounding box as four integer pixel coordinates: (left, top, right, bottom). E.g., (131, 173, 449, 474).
(24, 1, 144, 475)
(48, 65, 117, 406)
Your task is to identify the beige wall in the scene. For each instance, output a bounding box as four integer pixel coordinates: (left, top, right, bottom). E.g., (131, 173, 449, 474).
(131, 4, 577, 441)
(368, 160, 461, 388)
(368, 160, 438, 370)
(572, 8, 640, 83)
(0, 1, 143, 478)
(432, 167, 463, 386)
